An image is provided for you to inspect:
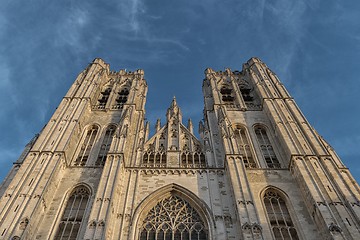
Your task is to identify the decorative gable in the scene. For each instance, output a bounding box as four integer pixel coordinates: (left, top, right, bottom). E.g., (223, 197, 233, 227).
(141, 98, 206, 168)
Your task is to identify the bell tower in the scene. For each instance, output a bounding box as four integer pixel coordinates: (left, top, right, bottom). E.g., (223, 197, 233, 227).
(0, 58, 148, 239)
(201, 57, 360, 239)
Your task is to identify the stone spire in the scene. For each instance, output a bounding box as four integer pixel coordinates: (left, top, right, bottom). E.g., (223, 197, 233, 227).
(166, 96, 182, 122)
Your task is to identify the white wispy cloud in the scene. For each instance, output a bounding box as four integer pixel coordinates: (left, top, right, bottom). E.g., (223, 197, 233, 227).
(113, 0, 145, 33)
(263, 1, 309, 80)
(129, 0, 142, 32)
(54, 7, 90, 49)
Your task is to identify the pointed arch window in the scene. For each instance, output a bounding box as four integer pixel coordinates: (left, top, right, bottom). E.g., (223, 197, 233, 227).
(97, 87, 111, 109)
(239, 85, 253, 102)
(142, 151, 167, 168)
(155, 151, 167, 167)
(113, 88, 129, 109)
(263, 189, 299, 240)
(235, 126, 256, 168)
(180, 151, 206, 168)
(54, 186, 90, 240)
(237, 79, 261, 110)
(74, 126, 99, 166)
(95, 125, 116, 166)
(139, 195, 208, 240)
(255, 126, 280, 168)
(142, 151, 154, 167)
(181, 151, 189, 166)
(238, 80, 256, 103)
(220, 86, 234, 102)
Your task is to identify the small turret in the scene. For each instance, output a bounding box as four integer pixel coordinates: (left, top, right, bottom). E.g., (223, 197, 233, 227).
(198, 120, 205, 138)
(155, 119, 161, 132)
(187, 119, 193, 134)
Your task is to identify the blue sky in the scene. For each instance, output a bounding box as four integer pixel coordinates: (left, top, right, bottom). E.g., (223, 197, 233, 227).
(0, 0, 359, 182)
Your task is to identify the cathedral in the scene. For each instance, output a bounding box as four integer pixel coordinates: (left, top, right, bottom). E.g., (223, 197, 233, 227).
(0, 57, 359, 240)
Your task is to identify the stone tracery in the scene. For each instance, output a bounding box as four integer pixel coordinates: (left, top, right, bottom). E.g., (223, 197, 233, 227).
(139, 195, 208, 240)
(263, 190, 299, 240)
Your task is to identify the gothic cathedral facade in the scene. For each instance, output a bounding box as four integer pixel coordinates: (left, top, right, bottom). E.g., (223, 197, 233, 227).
(0, 58, 359, 240)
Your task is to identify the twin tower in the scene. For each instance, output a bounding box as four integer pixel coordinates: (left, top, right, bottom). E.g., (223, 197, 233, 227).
(0, 58, 359, 239)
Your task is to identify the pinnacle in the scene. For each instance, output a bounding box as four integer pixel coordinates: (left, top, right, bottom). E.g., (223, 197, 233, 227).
(170, 96, 177, 108)
(166, 96, 182, 121)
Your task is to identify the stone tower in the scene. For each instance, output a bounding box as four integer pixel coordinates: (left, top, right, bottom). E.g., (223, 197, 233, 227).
(0, 57, 359, 240)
